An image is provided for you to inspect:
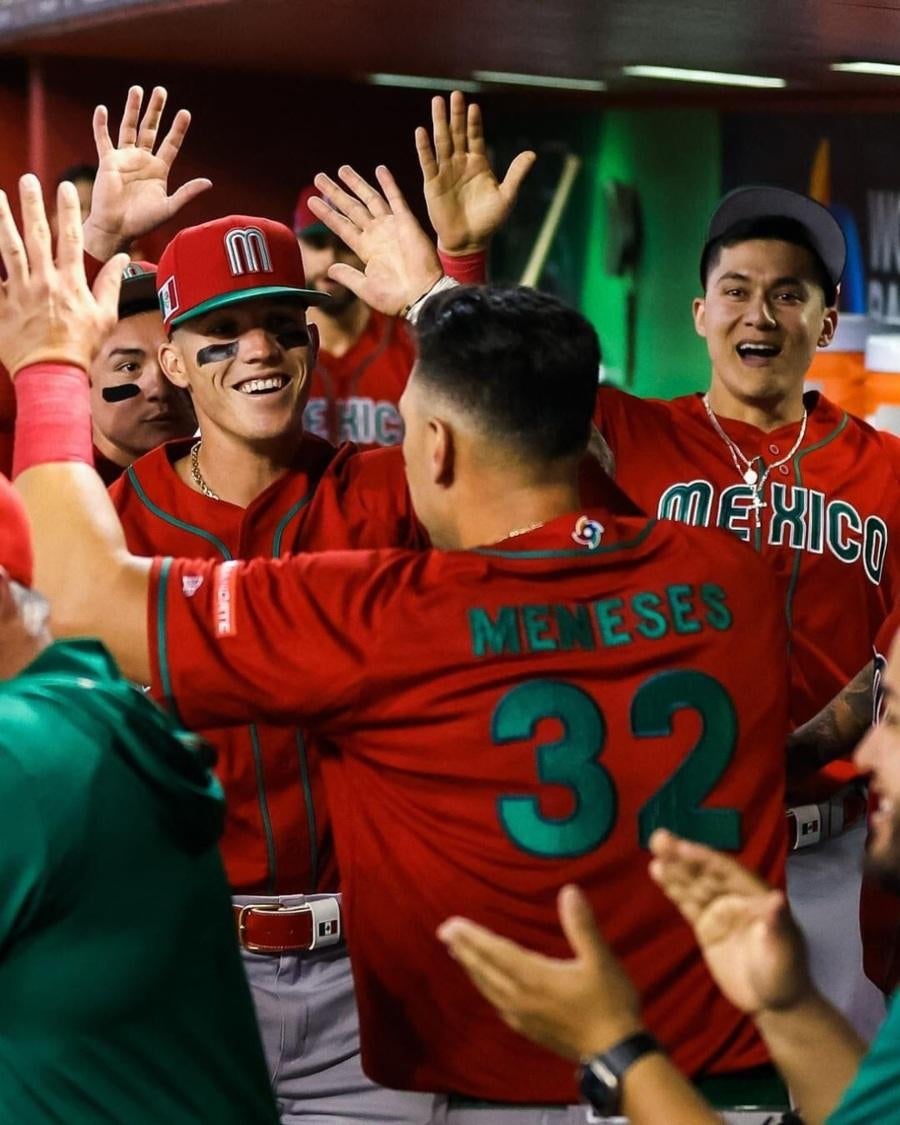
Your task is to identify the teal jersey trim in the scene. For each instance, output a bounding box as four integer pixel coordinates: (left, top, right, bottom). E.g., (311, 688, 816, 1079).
(295, 733, 319, 890)
(471, 521, 657, 560)
(126, 466, 233, 560)
(248, 724, 278, 893)
(271, 491, 315, 556)
(155, 557, 181, 723)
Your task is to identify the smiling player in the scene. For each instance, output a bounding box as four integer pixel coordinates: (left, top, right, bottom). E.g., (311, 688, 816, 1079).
(588, 187, 900, 1038)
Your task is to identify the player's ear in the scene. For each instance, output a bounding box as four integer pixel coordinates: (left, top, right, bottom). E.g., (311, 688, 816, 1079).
(818, 307, 838, 349)
(692, 296, 707, 338)
(430, 418, 455, 487)
(159, 338, 190, 390)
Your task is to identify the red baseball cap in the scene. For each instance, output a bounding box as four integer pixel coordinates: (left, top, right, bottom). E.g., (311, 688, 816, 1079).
(156, 215, 329, 331)
(0, 474, 33, 588)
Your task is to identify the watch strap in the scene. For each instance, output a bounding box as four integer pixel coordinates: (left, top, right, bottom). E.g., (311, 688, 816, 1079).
(580, 1030, 660, 1114)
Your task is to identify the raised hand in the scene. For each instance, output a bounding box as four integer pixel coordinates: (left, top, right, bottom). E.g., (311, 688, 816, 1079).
(417, 91, 536, 254)
(309, 165, 443, 317)
(648, 829, 812, 1015)
(82, 85, 211, 261)
(0, 175, 127, 375)
(438, 885, 643, 1061)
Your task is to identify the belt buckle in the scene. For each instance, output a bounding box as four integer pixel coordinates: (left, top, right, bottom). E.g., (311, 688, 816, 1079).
(236, 902, 312, 953)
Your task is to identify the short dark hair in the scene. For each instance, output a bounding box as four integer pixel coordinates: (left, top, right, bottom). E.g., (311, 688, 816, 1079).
(413, 286, 600, 462)
(56, 162, 97, 187)
(700, 216, 836, 305)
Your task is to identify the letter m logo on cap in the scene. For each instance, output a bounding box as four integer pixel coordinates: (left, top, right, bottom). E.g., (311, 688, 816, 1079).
(224, 226, 273, 277)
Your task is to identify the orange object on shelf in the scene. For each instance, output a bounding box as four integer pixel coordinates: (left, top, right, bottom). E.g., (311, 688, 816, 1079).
(864, 334, 900, 434)
(807, 314, 872, 416)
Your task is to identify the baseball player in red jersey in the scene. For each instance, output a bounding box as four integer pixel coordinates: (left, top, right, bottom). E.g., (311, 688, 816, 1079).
(9, 175, 791, 1122)
(585, 188, 899, 1040)
(319, 172, 895, 1041)
(110, 213, 439, 1122)
(294, 184, 417, 447)
(93, 88, 537, 1122)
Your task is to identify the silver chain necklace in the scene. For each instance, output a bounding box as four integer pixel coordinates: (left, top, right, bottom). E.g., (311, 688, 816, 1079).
(190, 440, 220, 501)
(701, 394, 808, 528)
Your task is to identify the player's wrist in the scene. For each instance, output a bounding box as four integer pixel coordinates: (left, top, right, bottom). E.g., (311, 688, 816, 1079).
(577, 1014, 646, 1059)
(401, 271, 455, 323)
(12, 363, 94, 477)
(438, 246, 487, 284)
(82, 216, 129, 263)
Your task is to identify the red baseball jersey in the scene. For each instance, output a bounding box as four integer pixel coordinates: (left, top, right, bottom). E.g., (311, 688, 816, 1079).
(148, 510, 788, 1101)
(595, 387, 900, 781)
(303, 311, 414, 447)
(111, 435, 419, 894)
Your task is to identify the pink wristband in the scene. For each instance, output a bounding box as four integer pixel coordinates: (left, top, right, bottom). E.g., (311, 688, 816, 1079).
(13, 364, 93, 478)
(438, 248, 487, 285)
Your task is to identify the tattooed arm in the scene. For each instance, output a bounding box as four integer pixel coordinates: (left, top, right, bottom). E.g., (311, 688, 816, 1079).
(787, 662, 874, 781)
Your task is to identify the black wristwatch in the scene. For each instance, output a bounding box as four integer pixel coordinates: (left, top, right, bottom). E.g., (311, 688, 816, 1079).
(579, 1030, 660, 1115)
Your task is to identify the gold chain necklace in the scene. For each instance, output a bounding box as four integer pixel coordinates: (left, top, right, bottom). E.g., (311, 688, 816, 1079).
(190, 440, 220, 501)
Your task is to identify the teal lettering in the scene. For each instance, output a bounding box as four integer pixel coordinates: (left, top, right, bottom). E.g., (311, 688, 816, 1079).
(768, 483, 806, 549)
(828, 500, 862, 563)
(717, 485, 754, 542)
(593, 598, 631, 646)
(807, 489, 826, 553)
(469, 607, 521, 657)
(632, 591, 668, 639)
(667, 584, 701, 634)
(374, 400, 404, 445)
(522, 605, 557, 652)
(657, 480, 714, 526)
(700, 583, 732, 630)
(864, 516, 889, 586)
(554, 605, 596, 652)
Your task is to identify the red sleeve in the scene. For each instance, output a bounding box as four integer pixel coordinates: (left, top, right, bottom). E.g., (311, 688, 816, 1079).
(876, 604, 900, 660)
(593, 383, 641, 443)
(149, 550, 410, 731)
(301, 444, 428, 550)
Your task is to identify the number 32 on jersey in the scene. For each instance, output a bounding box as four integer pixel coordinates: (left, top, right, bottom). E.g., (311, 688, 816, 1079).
(494, 670, 740, 857)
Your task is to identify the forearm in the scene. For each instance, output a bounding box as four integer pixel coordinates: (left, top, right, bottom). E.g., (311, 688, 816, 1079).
(14, 369, 152, 683)
(755, 992, 865, 1124)
(621, 1054, 722, 1125)
(788, 661, 874, 774)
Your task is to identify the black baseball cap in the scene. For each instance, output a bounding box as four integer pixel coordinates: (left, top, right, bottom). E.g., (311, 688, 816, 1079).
(118, 260, 159, 319)
(700, 186, 846, 301)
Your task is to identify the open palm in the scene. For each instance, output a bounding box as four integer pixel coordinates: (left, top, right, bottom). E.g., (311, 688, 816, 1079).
(85, 85, 211, 258)
(418, 91, 535, 253)
(649, 830, 812, 1015)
